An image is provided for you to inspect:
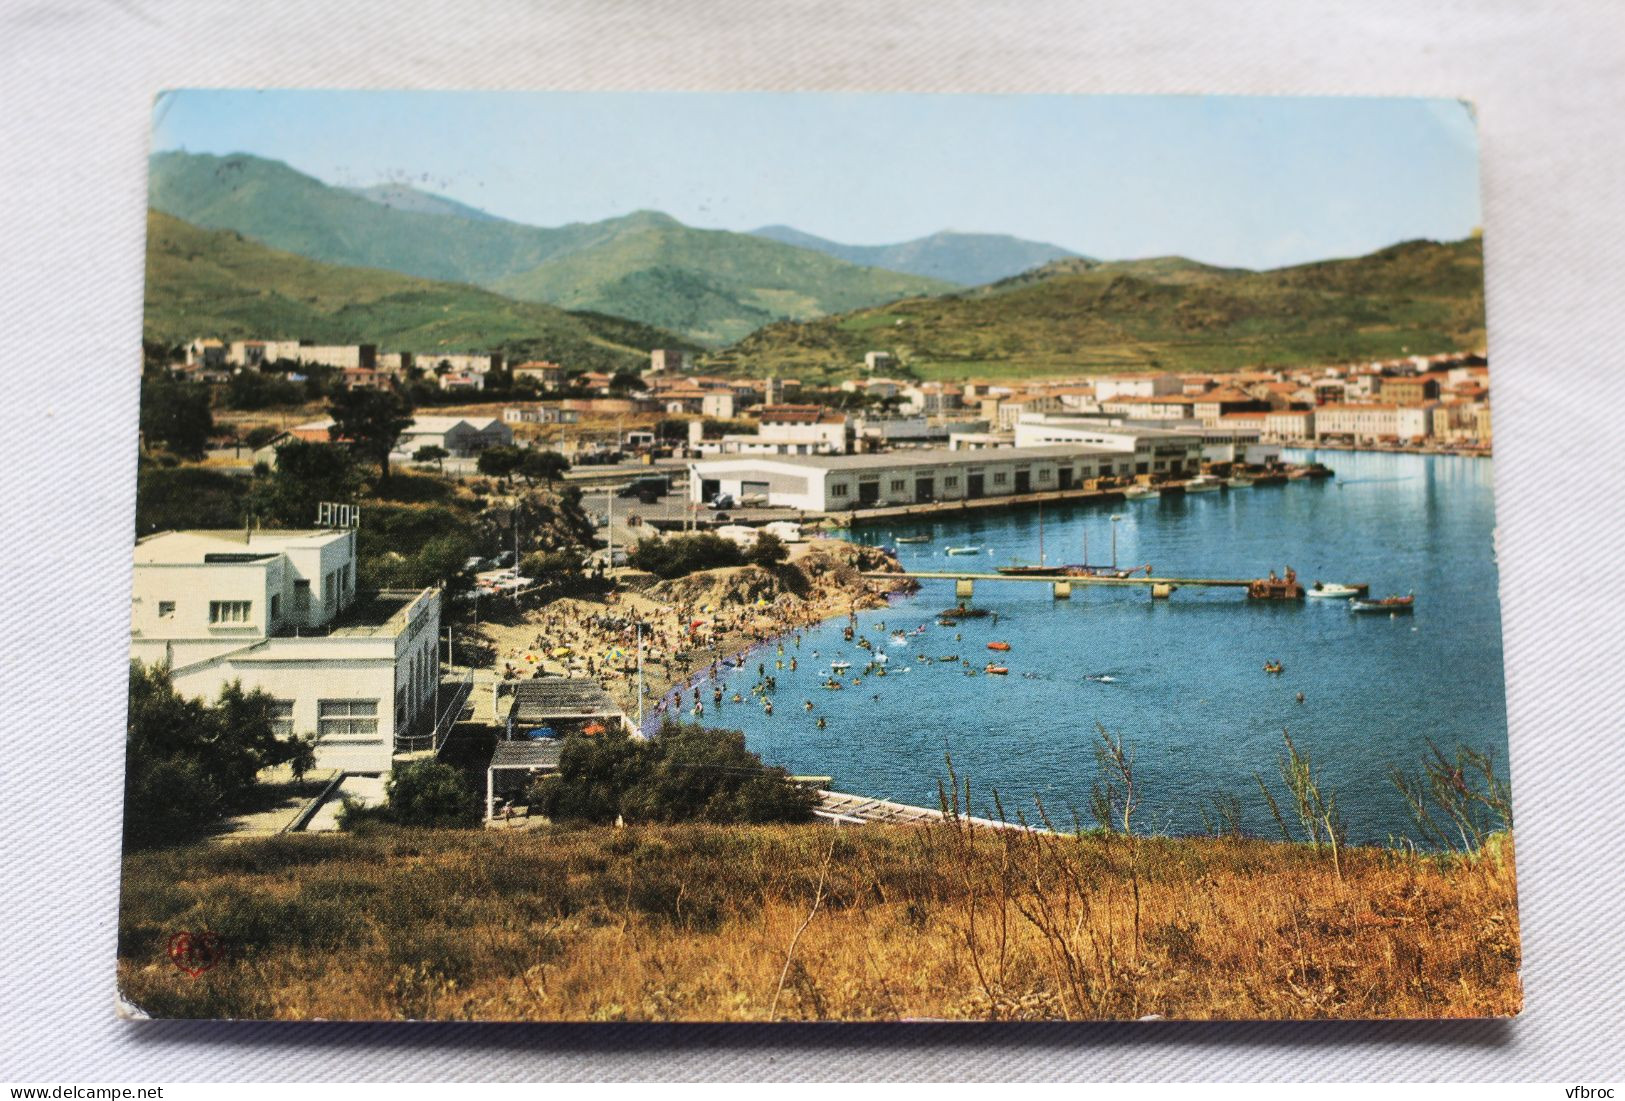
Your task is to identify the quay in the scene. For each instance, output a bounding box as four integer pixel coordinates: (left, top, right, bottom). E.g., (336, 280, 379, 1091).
(862, 569, 1305, 600)
(815, 789, 1042, 831)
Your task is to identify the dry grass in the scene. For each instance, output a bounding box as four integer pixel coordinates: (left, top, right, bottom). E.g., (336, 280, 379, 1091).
(117, 822, 1520, 1022)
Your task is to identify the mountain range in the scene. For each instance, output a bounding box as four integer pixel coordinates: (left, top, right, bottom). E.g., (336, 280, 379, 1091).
(141, 209, 688, 372)
(748, 225, 1082, 286)
(148, 152, 954, 345)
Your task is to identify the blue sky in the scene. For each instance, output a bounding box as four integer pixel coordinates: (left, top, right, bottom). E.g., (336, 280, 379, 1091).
(151, 91, 1480, 270)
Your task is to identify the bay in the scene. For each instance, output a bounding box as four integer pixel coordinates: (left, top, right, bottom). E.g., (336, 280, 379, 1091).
(699, 450, 1507, 846)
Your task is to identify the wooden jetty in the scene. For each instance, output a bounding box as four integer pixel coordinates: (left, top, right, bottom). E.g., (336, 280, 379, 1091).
(863, 568, 1306, 601)
(814, 790, 1042, 831)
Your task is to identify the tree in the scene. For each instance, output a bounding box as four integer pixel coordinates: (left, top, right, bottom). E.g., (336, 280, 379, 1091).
(243, 425, 283, 450)
(136, 464, 248, 535)
(608, 369, 643, 394)
(327, 388, 413, 484)
(745, 530, 789, 568)
(413, 444, 450, 472)
(139, 377, 214, 459)
(476, 445, 523, 482)
(528, 723, 815, 825)
(385, 760, 481, 828)
(124, 661, 315, 848)
(249, 439, 360, 526)
(626, 533, 744, 579)
(517, 449, 569, 485)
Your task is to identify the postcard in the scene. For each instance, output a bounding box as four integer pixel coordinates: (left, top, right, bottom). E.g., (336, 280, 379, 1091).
(119, 90, 1516, 1021)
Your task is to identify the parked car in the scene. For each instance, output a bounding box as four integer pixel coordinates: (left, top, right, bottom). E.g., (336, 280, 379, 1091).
(706, 493, 735, 509)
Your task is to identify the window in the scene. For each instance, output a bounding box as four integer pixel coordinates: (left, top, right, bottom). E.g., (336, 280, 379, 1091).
(943, 476, 960, 488)
(157, 601, 175, 619)
(270, 594, 281, 622)
(890, 479, 907, 492)
(993, 472, 1008, 485)
(269, 700, 294, 737)
(1038, 469, 1052, 481)
(830, 483, 849, 497)
(318, 699, 378, 739)
(209, 600, 251, 625)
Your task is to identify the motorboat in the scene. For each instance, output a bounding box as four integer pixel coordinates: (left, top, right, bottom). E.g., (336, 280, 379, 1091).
(1123, 484, 1160, 500)
(1226, 475, 1255, 488)
(894, 534, 931, 544)
(985, 664, 1010, 675)
(987, 641, 1011, 652)
(1350, 594, 1415, 614)
(1307, 581, 1370, 598)
(945, 545, 981, 556)
(1184, 474, 1223, 492)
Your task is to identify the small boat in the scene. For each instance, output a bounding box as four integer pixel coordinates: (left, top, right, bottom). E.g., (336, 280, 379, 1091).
(830, 660, 851, 672)
(938, 655, 960, 663)
(997, 564, 1071, 577)
(1123, 484, 1160, 500)
(985, 664, 1009, 675)
(1184, 474, 1223, 493)
(1227, 475, 1255, 488)
(1307, 581, 1370, 598)
(1263, 661, 1285, 674)
(987, 641, 1011, 652)
(1350, 594, 1415, 614)
(945, 545, 981, 556)
(894, 534, 931, 544)
(937, 618, 958, 627)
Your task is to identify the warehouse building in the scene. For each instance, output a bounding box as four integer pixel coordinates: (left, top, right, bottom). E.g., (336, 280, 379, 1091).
(688, 444, 1139, 513)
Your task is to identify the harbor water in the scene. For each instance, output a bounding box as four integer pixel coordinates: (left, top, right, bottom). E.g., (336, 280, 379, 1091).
(706, 450, 1509, 846)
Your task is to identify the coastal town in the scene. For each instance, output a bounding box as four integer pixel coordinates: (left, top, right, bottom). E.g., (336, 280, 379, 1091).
(136, 334, 1491, 835)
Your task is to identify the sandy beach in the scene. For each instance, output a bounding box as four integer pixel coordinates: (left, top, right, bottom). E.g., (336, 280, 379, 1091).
(476, 538, 913, 729)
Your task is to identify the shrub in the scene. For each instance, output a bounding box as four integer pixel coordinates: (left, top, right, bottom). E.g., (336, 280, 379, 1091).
(745, 530, 789, 568)
(626, 533, 744, 579)
(529, 722, 816, 825)
(384, 760, 481, 828)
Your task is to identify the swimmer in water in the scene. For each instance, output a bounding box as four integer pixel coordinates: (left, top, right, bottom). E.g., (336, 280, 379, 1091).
(816, 717, 827, 729)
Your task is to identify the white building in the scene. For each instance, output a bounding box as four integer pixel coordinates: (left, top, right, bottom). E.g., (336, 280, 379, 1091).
(1091, 373, 1183, 401)
(1315, 403, 1435, 443)
(1010, 415, 1205, 479)
(689, 444, 1139, 513)
(396, 416, 512, 456)
(130, 529, 442, 774)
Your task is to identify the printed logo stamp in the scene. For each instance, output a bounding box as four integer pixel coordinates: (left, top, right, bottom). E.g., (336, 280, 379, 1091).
(167, 930, 224, 977)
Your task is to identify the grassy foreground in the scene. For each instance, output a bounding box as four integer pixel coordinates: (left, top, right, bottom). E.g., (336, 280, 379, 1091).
(118, 821, 1520, 1021)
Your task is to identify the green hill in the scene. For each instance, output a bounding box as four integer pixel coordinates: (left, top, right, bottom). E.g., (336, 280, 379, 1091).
(149, 152, 951, 346)
(717, 238, 1486, 381)
(491, 212, 954, 345)
(141, 210, 691, 371)
(750, 225, 1083, 285)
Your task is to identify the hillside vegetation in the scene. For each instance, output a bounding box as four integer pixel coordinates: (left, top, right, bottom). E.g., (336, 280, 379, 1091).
(492, 212, 953, 346)
(750, 225, 1082, 285)
(149, 152, 950, 346)
(718, 237, 1486, 381)
(117, 820, 1519, 1021)
(142, 210, 687, 371)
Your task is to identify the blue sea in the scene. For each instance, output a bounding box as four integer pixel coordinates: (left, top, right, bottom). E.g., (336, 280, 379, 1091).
(697, 451, 1509, 845)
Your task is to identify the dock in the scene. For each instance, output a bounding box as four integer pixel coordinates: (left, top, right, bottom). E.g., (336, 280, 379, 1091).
(862, 569, 1305, 600)
(814, 790, 1042, 832)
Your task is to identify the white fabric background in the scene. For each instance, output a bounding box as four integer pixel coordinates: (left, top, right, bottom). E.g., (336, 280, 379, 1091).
(2, 0, 1622, 1081)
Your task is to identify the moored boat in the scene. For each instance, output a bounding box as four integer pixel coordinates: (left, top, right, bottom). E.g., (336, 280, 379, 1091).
(1307, 581, 1370, 598)
(1184, 474, 1223, 492)
(1350, 594, 1415, 614)
(1227, 475, 1255, 488)
(1123, 484, 1160, 500)
(894, 534, 931, 544)
(945, 545, 980, 556)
